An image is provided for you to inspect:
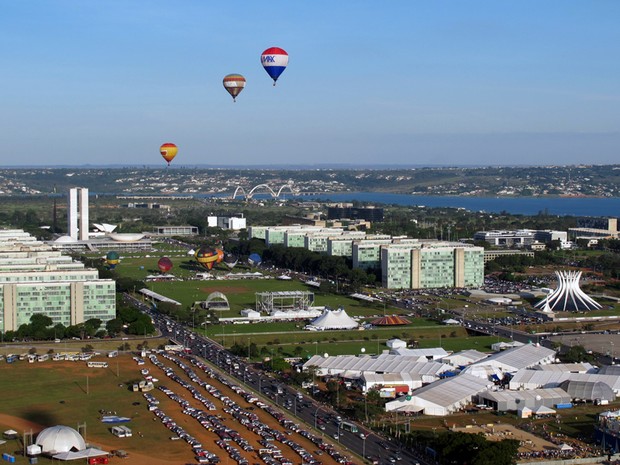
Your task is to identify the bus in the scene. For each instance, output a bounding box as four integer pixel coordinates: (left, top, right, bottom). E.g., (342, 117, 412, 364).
(111, 426, 132, 438)
(339, 421, 358, 433)
(87, 361, 109, 368)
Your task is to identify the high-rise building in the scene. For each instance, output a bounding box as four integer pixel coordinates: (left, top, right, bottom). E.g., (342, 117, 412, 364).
(381, 243, 484, 290)
(0, 229, 115, 333)
(68, 187, 89, 241)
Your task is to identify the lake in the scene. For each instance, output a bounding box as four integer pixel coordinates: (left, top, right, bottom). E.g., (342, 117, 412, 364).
(293, 193, 619, 217)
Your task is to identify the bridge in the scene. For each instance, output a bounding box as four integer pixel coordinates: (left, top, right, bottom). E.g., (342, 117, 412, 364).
(231, 183, 298, 200)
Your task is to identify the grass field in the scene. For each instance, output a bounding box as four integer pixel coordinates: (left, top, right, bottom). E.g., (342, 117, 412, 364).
(0, 354, 193, 464)
(102, 247, 515, 356)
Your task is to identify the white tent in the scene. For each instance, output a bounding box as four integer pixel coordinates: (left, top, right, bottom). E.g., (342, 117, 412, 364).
(535, 405, 556, 416)
(26, 444, 42, 456)
(386, 338, 407, 349)
(558, 443, 573, 451)
(3, 430, 18, 439)
(307, 308, 358, 330)
(240, 309, 261, 319)
(52, 448, 108, 461)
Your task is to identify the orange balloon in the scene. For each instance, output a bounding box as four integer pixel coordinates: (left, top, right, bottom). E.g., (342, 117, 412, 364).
(160, 143, 178, 165)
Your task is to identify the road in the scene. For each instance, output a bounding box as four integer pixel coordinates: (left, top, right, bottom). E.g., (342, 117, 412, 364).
(146, 309, 423, 465)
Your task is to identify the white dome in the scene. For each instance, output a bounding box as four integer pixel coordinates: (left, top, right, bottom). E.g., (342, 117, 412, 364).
(109, 233, 145, 242)
(36, 426, 85, 453)
(54, 236, 77, 243)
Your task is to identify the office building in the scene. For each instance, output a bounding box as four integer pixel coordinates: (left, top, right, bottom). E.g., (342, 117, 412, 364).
(0, 229, 116, 333)
(381, 243, 484, 290)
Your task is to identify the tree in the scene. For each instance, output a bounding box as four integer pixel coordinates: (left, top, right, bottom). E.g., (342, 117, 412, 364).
(83, 318, 102, 337)
(106, 318, 123, 337)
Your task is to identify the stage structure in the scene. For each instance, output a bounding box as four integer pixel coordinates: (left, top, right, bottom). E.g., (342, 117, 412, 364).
(203, 291, 230, 311)
(256, 291, 314, 314)
(535, 270, 602, 312)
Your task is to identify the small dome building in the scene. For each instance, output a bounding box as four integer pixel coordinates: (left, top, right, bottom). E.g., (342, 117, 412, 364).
(36, 425, 86, 454)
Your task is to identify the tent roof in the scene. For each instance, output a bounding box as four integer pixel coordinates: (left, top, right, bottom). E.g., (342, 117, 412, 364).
(472, 343, 556, 372)
(309, 308, 358, 330)
(405, 374, 490, 408)
(535, 405, 556, 415)
(559, 379, 616, 401)
(511, 369, 620, 391)
(305, 354, 451, 377)
(52, 448, 108, 461)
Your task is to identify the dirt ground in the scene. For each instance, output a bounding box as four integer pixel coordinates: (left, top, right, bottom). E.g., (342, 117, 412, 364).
(0, 352, 345, 465)
(0, 413, 171, 465)
(452, 423, 557, 453)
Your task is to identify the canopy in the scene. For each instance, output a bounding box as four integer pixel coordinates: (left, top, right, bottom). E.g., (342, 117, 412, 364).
(53, 448, 108, 461)
(371, 315, 411, 326)
(309, 308, 358, 330)
(535, 405, 556, 415)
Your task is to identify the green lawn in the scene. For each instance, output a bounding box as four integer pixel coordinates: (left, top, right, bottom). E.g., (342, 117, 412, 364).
(107, 248, 510, 356)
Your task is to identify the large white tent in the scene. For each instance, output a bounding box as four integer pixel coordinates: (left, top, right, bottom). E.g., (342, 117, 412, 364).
(467, 343, 556, 376)
(385, 374, 491, 416)
(306, 308, 358, 330)
(509, 369, 620, 393)
(36, 426, 85, 454)
(304, 354, 451, 381)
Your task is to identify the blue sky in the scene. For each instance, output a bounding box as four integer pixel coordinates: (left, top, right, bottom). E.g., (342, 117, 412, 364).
(2, 1, 619, 167)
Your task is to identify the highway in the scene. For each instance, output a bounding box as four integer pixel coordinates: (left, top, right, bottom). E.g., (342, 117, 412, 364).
(144, 309, 423, 465)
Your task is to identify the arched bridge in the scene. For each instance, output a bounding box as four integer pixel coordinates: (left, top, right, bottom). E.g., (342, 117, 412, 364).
(231, 183, 297, 200)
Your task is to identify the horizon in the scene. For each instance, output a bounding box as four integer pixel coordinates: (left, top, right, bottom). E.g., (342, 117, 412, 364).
(2, 162, 619, 170)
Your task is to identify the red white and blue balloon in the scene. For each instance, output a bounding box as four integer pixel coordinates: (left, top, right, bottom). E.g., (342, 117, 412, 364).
(261, 47, 288, 85)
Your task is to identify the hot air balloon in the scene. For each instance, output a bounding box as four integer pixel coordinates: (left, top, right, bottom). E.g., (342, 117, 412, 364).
(157, 256, 173, 274)
(105, 251, 120, 269)
(261, 47, 288, 85)
(248, 253, 262, 267)
(195, 246, 220, 270)
(223, 74, 246, 102)
(160, 143, 178, 166)
(216, 248, 225, 264)
(223, 253, 238, 270)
